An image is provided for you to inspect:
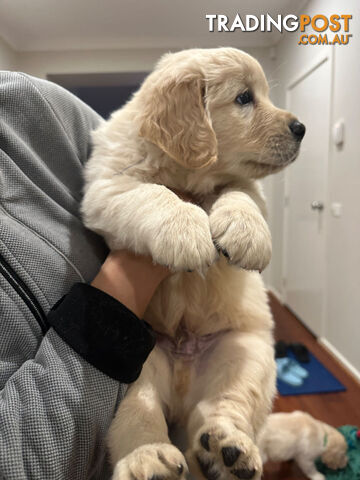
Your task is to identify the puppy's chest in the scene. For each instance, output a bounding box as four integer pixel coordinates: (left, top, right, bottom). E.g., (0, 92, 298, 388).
(145, 264, 239, 337)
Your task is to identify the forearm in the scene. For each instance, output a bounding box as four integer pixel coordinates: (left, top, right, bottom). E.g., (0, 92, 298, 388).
(91, 250, 170, 318)
(0, 279, 158, 479)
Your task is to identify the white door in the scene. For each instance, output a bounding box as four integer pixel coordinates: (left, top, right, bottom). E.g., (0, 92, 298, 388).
(283, 55, 331, 336)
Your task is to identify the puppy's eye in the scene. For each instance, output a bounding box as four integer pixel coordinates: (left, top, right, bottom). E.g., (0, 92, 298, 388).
(235, 91, 253, 105)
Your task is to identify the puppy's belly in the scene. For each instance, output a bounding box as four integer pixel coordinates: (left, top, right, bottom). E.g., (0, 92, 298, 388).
(156, 328, 227, 365)
(156, 327, 229, 416)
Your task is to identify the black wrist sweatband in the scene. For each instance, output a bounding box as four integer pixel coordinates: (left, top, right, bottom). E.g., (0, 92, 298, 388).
(47, 283, 156, 383)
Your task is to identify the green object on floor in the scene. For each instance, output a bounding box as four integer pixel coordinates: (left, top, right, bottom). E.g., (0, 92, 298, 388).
(316, 425, 360, 479)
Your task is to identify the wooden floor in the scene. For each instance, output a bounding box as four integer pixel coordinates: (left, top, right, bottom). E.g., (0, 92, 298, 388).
(263, 293, 360, 479)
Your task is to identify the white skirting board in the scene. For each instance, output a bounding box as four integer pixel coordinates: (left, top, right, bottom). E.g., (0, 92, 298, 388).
(318, 337, 360, 383)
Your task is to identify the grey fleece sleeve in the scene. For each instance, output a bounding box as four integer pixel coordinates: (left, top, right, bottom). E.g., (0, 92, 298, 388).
(0, 299, 121, 480)
(0, 71, 141, 479)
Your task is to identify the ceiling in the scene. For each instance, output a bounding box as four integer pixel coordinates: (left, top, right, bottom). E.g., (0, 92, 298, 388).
(0, 0, 308, 52)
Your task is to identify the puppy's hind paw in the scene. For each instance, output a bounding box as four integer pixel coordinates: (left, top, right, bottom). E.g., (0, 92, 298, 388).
(188, 423, 262, 480)
(112, 443, 188, 480)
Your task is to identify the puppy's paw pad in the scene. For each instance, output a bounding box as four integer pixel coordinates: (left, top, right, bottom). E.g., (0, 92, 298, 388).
(196, 456, 221, 480)
(190, 424, 262, 480)
(112, 443, 188, 480)
(231, 467, 256, 479)
(222, 446, 241, 466)
(200, 433, 211, 451)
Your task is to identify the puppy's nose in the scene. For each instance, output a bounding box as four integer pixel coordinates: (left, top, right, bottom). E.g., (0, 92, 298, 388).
(289, 120, 306, 140)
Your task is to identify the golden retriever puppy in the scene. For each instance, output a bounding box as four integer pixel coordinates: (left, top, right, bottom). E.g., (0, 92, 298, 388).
(258, 411, 348, 480)
(81, 48, 305, 480)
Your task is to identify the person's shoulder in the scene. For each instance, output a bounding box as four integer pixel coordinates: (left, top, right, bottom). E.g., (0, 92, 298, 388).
(0, 71, 64, 103)
(1, 71, 104, 164)
(0, 70, 102, 127)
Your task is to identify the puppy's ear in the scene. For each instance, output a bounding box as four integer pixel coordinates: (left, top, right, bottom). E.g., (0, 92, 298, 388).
(139, 75, 217, 169)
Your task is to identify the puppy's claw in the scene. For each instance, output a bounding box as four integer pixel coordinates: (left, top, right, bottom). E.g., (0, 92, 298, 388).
(231, 468, 256, 479)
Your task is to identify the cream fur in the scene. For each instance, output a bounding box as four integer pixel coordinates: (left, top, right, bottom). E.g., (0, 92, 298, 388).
(81, 47, 304, 480)
(258, 411, 348, 480)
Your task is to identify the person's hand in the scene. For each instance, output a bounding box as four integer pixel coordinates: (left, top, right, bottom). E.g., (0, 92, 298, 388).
(91, 190, 197, 318)
(91, 250, 171, 318)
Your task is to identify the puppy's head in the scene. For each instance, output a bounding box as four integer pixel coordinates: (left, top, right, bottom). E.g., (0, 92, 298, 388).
(321, 427, 348, 470)
(137, 48, 305, 178)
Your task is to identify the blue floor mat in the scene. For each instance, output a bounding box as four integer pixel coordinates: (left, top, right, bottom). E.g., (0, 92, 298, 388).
(277, 351, 346, 396)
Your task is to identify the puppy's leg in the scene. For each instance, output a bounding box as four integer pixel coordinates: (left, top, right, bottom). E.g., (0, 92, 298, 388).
(296, 457, 325, 480)
(82, 179, 217, 271)
(108, 347, 187, 480)
(209, 189, 272, 272)
(186, 331, 276, 480)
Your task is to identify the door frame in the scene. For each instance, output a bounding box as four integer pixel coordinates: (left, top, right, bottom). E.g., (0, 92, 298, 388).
(281, 50, 333, 337)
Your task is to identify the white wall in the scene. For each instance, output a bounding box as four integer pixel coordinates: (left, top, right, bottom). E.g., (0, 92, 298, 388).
(0, 36, 17, 70)
(267, 0, 360, 374)
(15, 46, 273, 79)
(17, 48, 169, 78)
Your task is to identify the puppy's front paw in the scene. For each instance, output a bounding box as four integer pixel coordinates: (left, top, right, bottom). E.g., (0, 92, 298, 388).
(209, 207, 271, 272)
(151, 203, 218, 271)
(188, 422, 262, 480)
(112, 443, 188, 480)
